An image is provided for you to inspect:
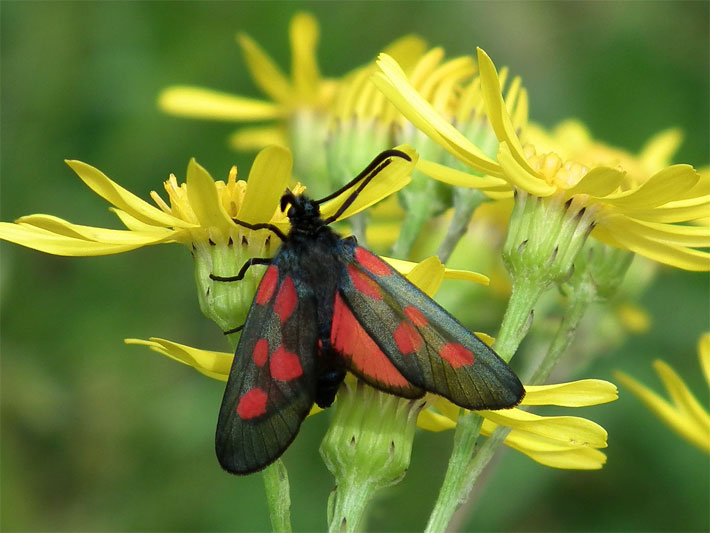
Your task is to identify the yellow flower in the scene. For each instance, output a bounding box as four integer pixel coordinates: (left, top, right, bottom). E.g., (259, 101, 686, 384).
(0, 145, 418, 332)
(373, 48, 710, 271)
(417, 379, 618, 470)
(525, 120, 683, 188)
(159, 13, 335, 151)
(158, 12, 426, 197)
(326, 36, 426, 197)
(615, 333, 710, 452)
(0, 145, 417, 256)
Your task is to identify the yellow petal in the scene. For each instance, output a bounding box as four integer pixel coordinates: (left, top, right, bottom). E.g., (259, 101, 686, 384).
(497, 142, 555, 197)
(16, 214, 176, 244)
(604, 216, 710, 248)
(653, 360, 710, 433)
(236, 145, 293, 224)
(603, 165, 699, 209)
(474, 332, 495, 346)
(64, 160, 193, 229)
(403, 256, 445, 297)
(476, 48, 538, 178)
(441, 267, 489, 286)
(125, 337, 233, 381)
(237, 32, 293, 106)
(290, 13, 319, 98)
(381, 35, 428, 71)
(625, 195, 710, 223)
(616, 303, 652, 334)
(567, 166, 625, 197)
(479, 409, 608, 448)
(592, 222, 710, 272)
(158, 86, 284, 121)
(523, 380, 618, 407)
(0, 222, 165, 256)
(700, 333, 710, 386)
(228, 125, 288, 151)
(185, 159, 235, 237)
(496, 427, 608, 469)
(319, 145, 417, 221)
(110, 208, 171, 233)
(384, 254, 488, 288)
(639, 128, 683, 172)
(372, 54, 503, 177)
(417, 408, 457, 432)
(614, 370, 710, 452)
(417, 159, 511, 192)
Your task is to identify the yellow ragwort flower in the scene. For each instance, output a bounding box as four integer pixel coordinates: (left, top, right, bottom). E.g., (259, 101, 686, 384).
(0, 145, 419, 257)
(0, 145, 418, 332)
(159, 13, 335, 151)
(615, 333, 710, 452)
(373, 48, 710, 271)
(418, 379, 618, 470)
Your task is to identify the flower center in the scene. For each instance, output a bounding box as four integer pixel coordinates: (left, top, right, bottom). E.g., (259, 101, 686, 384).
(523, 144, 589, 190)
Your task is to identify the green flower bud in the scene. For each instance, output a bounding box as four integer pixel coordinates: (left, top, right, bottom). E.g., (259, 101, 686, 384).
(503, 191, 596, 288)
(321, 378, 425, 532)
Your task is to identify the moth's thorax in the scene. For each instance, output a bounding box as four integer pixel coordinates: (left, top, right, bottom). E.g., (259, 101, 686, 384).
(285, 194, 326, 236)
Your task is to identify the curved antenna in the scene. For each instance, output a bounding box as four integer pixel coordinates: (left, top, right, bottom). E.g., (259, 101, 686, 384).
(322, 149, 411, 225)
(314, 149, 411, 206)
(279, 188, 297, 213)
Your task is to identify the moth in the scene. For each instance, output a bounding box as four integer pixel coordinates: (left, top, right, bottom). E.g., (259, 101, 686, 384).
(213, 149, 524, 475)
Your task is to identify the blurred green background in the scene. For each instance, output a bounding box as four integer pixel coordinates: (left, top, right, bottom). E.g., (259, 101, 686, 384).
(2, 2, 708, 531)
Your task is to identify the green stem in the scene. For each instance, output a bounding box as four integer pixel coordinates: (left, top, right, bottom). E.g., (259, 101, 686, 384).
(425, 276, 545, 531)
(446, 426, 513, 532)
(425, 413, 483, 533)
(328, 478, 377, 533)
(262, 460, 292, 533)
(528, 295, 591, 386)
(436, 193, 483, 263)
(391, 195, 432, 260)
(494, 277, 546, 362)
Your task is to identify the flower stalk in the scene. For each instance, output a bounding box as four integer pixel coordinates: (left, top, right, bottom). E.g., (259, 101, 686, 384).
(321, 379, 424, 532)
(262, 461, 293, 533)
(425, 411, 483, 533)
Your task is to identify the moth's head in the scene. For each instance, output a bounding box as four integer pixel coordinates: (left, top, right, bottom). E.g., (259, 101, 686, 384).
(280, 190, 320, 222)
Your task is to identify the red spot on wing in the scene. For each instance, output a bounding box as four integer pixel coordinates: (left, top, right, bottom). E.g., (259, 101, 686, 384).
(274, 276, 297, 323)
(348, 265, 382, 300)
(394, 321, 423, 354)
(440, 343, 474, 368)
(355, 248, 392, 276)
(236, 388, 268, 419)
(404, 306, 428, 326)
(270, 346, 303, 381)
(252, 339, 269, 366)
(256, 266, 278, 305)
(331, 293, 410, 388)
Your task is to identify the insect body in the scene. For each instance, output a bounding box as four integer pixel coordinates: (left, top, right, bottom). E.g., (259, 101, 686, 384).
(215, 150, 525, 475)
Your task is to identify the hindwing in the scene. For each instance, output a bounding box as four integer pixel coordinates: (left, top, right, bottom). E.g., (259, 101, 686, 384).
(216, 262, 318, 475)
(335, 244, 524, 410)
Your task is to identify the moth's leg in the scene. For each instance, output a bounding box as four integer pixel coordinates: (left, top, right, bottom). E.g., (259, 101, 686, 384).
(223, 324, 244, 335)
(210, 257, 272, 282)
(231, 219, 287, 242)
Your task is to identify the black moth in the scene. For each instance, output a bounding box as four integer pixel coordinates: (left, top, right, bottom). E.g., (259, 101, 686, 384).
(213, 149, 524, 474)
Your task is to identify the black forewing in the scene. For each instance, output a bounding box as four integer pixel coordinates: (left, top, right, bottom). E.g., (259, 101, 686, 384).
(215, 260, 318, 475)
(337, 244, 524, 410)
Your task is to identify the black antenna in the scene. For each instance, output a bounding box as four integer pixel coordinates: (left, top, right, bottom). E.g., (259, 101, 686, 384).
(314, 149, 411, 206)
(321, 149, 412, 225)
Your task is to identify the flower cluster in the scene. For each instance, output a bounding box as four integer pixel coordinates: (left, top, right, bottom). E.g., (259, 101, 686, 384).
(2, 10, 707, 533)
